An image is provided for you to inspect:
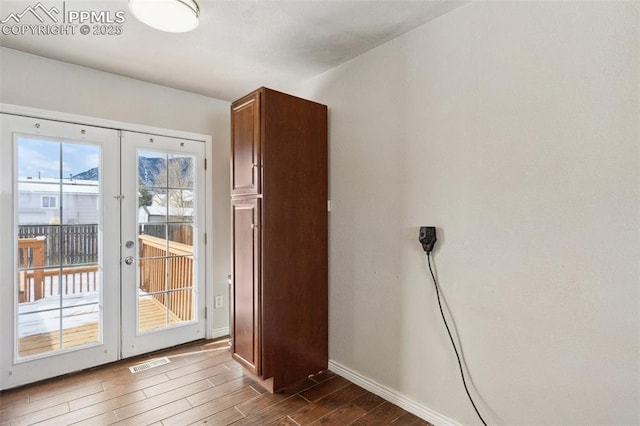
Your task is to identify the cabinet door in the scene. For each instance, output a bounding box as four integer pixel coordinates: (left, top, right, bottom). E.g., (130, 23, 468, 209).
(231, 198, 261, 375)
(231, 91, 261, 195)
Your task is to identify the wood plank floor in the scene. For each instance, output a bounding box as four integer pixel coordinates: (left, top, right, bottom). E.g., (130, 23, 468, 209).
(0, 339, 432, 426)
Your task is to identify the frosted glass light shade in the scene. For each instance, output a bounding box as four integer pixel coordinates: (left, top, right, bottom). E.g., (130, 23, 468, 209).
(129, 0, 199, 33)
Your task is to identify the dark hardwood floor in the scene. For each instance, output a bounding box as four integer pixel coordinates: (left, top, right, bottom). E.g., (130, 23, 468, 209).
(0, 339, 432, 426)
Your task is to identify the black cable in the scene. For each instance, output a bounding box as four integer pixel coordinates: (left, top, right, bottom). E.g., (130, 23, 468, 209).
(427, 252, 488, 426)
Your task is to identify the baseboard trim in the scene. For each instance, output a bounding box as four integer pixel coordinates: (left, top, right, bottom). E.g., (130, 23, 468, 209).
(212, 327, 230, 339)
(328, 360, 461, 426)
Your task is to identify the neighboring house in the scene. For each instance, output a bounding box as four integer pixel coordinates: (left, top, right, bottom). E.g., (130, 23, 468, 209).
(151, 190, 193, 209)
(17, 178, 99, 225)
(138, 205, 193, 223)
(138, 205, 194, 244)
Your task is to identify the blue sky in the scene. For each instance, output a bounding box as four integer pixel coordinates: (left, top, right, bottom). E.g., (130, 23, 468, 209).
(17, 136, 100, 179)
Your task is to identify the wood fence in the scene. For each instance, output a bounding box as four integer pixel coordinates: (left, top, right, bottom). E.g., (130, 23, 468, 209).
(139, 223, 193, 246)
(18, 224, 98, 266)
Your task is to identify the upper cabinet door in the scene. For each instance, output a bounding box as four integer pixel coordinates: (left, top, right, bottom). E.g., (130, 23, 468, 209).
(231, 91, 261, 196)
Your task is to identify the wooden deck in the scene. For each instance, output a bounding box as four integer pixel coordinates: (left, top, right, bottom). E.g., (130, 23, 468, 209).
(19, 298, 181, 357)
(138, 296, 182, 332)
(19, 322, 99, 358)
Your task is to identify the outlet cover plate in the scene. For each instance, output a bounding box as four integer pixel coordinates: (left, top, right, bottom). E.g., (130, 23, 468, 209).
(214, 295, 224, 308)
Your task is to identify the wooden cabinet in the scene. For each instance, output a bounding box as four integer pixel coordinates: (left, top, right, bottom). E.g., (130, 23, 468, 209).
(231, 197, 261, 376)
(231, 91, 261, 196)
(230, 87, 328, 392)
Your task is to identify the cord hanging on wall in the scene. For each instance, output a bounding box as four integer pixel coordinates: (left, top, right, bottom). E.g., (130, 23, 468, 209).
(419, 227, 489, 425)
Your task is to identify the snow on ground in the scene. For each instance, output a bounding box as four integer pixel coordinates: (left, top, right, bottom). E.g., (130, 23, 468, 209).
(18, 293, 100, 338)
(18, 289, 154, 337)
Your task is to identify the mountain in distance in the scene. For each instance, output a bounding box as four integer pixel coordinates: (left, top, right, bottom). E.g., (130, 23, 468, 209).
(136, 156, 193, 187)
(72, 167, 99, 181)
(72, 156, 193, 187)
(137, 156, 164, 186)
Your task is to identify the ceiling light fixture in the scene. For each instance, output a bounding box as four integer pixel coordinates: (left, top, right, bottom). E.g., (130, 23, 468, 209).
(129, 0, 200, 33)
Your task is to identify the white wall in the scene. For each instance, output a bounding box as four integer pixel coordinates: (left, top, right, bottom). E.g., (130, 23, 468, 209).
(299, 2, 639, 424)
(0, 47, 232, 335)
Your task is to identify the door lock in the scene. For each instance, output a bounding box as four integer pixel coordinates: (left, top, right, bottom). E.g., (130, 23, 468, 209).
(124, 256, 135, 265)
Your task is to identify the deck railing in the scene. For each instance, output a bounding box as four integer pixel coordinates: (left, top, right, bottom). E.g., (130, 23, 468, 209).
(17, 237, 99, 303)
(17, 238, 46, 302)
(17, 225, 194, 324)
(138, 234, 194, 322)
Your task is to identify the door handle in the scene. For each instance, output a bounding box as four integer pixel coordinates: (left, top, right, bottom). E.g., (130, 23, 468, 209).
(124, 256, 135, 265)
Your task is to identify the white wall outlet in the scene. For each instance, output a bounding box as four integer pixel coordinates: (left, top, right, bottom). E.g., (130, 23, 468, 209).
(214, 295, 224, 309)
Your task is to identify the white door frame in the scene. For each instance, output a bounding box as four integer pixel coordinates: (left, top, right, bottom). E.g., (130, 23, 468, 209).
(0, 104, 215, 390)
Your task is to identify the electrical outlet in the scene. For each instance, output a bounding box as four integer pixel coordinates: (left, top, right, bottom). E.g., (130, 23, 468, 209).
(214, 295, 224, 309)
(419, 226, 437, 253)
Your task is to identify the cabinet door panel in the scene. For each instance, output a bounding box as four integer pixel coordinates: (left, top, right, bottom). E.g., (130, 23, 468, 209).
(231, 198, 261, 375)
(231, 92, 261, 195)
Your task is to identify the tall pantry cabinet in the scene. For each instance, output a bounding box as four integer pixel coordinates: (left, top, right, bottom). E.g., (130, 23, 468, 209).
(230, 87, 328, 392)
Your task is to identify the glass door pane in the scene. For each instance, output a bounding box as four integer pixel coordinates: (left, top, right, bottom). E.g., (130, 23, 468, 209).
(16, 137, 102, 358)
(136, 149, 196, 332)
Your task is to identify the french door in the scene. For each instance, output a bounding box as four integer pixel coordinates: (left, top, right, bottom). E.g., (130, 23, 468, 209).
(120, 131, 206, 358)
(0, 115, 120, 389)
(0, 115, 206, 389)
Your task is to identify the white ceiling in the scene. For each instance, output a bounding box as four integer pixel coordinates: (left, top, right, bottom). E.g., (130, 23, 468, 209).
(0, 0, 467, 101)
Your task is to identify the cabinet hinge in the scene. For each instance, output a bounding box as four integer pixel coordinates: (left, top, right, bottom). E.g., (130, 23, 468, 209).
(204, 306, 208, 320)
(204, 158, 207, 170)
(204, 233, 207, 244)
